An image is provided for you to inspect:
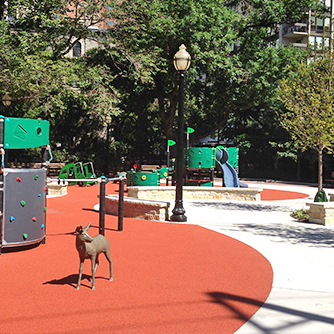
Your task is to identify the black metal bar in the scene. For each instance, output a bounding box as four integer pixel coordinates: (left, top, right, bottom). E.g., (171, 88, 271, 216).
(118, 178, 124, 231)
(99, 177, 106, 235)
(170, 71, 187, 222)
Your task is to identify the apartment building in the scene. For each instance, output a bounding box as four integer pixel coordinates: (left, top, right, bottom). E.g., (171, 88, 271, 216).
(279, 0, 333, 49)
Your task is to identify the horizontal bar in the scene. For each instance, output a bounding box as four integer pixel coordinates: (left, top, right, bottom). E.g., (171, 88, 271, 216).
(48, 176, 125, 183)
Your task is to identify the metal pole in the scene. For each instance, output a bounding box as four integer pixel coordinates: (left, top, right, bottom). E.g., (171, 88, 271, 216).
(166, 142, 170, 186)
(118, 178, 124, 231)
(99, 177, 106, 235)
(170, 71, 187, 222)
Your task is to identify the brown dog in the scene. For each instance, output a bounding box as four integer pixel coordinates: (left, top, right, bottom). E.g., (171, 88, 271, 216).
(75, 223, 113, 290)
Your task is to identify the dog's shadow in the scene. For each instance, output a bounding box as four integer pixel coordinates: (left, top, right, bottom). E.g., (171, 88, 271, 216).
(43, 274, 109, 289)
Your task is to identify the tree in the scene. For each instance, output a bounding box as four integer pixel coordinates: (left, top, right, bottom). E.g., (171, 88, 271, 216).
(278, 48, 334, 191)
(0, 1, 122, 170)
(99, 0, 324, 139)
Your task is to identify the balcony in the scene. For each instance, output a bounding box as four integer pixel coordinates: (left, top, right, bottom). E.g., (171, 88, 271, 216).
(282, 23, 308, 40)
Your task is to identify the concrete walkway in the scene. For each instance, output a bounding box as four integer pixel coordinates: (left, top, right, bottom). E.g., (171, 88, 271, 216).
(182, 181, 334, 333)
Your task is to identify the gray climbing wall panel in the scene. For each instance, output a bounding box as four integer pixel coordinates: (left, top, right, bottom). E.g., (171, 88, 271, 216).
(2, 168, 46, 247)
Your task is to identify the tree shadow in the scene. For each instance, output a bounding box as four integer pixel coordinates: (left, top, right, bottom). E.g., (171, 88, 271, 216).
(206, 291, 334, 333)
(218, 222, 334, 248)
(189, 201, 293, 212)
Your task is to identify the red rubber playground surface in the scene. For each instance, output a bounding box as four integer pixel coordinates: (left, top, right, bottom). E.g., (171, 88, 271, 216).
(0, 184, 305, 334)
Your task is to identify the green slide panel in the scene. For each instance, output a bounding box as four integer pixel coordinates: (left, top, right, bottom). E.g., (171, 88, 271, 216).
(3, 117, 50, 149)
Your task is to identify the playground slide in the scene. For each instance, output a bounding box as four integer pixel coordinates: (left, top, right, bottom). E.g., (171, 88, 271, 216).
(215, 147, 248, 188)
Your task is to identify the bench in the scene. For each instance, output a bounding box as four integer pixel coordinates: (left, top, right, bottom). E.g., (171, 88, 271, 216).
(140, 165, 160, 172)
(47, 162, 65, 176)
(325, 172, 334, 186)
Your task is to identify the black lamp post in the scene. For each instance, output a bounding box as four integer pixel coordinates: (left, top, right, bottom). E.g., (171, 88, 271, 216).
(2, 93, 12, 116)
(105, 115, 112, 176)
(170, 44, 191, 222)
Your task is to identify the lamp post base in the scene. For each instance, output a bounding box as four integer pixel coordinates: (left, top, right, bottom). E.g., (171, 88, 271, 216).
(170, 200, 187, 222)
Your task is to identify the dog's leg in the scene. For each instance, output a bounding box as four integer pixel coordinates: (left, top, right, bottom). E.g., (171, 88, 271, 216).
(105, 251, 113, 282)
(91, 257, 96, 290)
(76, 261, 84, 290)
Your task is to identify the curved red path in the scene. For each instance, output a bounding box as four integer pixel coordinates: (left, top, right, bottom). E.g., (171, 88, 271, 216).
(260, 188, 309, 201)
(0, 184, 275, 334)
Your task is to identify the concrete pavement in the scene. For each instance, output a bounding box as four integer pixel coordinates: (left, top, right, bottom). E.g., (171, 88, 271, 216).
(182, 181, 334, 333)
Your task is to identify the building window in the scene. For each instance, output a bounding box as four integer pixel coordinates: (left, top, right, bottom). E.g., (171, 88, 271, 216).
(311, 16, 331, 34)
(73, 42, 82, 57)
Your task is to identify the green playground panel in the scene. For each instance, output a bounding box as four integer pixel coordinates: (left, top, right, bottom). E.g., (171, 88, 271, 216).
(3, 117, 49, 149)
(126, 170, 159, 186)
(185, 180, 213, 187)
(226, 147, 238, 167)
(187, 147, 215, 169)
(132, 171, 159, 186)
(159, 167, 169, 179)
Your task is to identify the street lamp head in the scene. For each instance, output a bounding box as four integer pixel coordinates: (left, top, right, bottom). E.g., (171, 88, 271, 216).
(173, 44, 191, 72)
(106, 115, 112, 124)
(2, 93, 12, 107)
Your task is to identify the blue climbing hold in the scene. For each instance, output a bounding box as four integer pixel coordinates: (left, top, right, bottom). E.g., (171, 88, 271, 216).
(10, 216, 15, 222)
(41, 224, 45, 229)
(38, 194, 42, 198)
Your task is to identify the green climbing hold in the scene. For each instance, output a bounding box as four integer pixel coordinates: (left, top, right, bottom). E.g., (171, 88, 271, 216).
(23, 233, 28, 240)
(44, 207, 47, 212)
(20, 200, 26, 207)
(34, 175, 39, 180)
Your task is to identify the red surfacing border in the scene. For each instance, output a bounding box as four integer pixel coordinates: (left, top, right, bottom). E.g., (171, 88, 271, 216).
(0, 184, 273, 334)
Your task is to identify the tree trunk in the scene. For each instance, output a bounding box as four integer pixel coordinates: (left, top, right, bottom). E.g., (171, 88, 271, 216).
(318, 146, 323, 191)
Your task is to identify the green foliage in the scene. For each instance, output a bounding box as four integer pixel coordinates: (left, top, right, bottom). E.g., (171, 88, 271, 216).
(290, 208, 310, 222)
(0, 0, 327, 174)
(278, 45, 334, 189)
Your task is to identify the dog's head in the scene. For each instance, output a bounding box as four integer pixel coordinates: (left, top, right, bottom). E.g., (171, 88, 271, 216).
(75, 223, 93, 242)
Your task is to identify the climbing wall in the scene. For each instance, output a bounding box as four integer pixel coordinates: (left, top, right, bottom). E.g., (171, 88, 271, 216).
(2, 168, 46, 247)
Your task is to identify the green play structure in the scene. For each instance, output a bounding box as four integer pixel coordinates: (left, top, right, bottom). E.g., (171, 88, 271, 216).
(126, 166, 169, 186)
(125, 146, 241, 187)
(59, 161, 96, 186)
(0, 116, 50, 252)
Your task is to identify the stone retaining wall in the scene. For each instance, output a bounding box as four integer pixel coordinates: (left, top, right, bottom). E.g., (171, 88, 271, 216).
(105, 195, 170, 221)
(127, 186, 262, 201)
(47, 181, 68, 196)
(307, 202, 334, 226)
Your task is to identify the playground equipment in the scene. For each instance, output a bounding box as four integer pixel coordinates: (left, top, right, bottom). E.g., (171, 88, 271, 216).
(126, 165, 169, 186)
(0, 116, 50, 253)
(125, 147, 245, 188)
(58, 161, 96, 186)
(185, 146, 246, 188)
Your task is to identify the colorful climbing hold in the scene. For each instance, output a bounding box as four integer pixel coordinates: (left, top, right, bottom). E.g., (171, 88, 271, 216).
(20, 200, 26, 207)
(38, 194, 42, 198)
(41, 224, 45, 229)
(10, 216, 15, 222)
(32, 217, 37, 222)
(34, 175, 39, 180)
(16, 177, 21, 182)
(23, 233, 28, 240)
(44, 207, 47, 212)
(44, 187, 47, 192)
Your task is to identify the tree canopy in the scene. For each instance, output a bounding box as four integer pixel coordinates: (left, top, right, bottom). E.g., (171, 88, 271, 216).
(0, 0, 326, 174)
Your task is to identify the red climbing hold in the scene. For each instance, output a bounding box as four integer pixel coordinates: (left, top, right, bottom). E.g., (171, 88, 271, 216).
(16, 177, 21, 182)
